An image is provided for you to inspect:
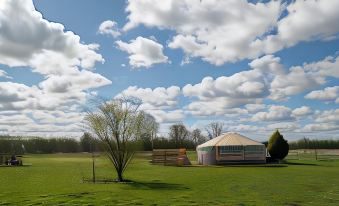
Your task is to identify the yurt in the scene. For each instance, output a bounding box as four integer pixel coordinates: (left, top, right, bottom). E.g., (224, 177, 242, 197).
(197, 132, 266, 165)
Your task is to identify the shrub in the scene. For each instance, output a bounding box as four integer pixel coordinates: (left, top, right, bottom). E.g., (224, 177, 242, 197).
(268, 130, 289, 160)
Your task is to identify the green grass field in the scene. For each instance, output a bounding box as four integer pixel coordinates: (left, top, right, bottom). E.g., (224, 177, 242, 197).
(0, 152, 339, 206)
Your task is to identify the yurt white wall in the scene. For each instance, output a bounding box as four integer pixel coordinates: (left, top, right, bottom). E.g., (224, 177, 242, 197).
(216, 145, 266, 163)
(196, 132, 266, 165)
(197, 147, 216, 165)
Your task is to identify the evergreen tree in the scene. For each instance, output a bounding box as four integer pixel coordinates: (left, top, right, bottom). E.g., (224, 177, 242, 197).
(268, 130, 289, 160)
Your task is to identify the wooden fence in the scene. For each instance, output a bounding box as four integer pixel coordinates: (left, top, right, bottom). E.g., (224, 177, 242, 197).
(287, 149, 339, 160)
(151, 149, 191, 166)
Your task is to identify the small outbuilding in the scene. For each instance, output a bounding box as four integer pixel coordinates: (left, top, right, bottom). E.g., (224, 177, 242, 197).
(197, 132, 266, 165)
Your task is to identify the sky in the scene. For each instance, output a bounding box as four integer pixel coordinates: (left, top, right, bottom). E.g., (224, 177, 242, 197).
(0, 0, 338, 141)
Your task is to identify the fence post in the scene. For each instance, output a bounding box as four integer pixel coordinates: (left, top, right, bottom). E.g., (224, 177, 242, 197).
(314, 148, 318, 160)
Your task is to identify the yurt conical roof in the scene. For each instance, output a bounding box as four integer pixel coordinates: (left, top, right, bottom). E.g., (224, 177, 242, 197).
(197, 132, 263, 149)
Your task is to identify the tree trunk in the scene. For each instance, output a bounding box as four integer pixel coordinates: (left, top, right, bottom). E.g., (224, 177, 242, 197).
(117, 171, 123, 182)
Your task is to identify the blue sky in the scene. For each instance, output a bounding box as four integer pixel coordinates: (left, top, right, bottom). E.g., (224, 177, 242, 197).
(0, 0, 338, 140)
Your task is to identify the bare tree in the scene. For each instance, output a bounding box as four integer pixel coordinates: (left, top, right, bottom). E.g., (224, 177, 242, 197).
(139, 113, 159, 150)
(191, 128, 204, 146)
(169, 123, 189, 148)
(206, 122, 224, 139)
(85, 97, 145, 182)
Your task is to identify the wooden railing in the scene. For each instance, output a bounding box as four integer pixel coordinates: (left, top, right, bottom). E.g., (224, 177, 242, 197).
(151, 149, 191, 166)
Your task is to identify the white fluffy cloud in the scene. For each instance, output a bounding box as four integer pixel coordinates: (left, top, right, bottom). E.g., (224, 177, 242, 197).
(31, 110, 85, 125)
(269, 66, 324, 101)
(250, 54, 327, 101)
(125, 0, 280, 65)
(116, 36, 169, 68)
(183, 71, 268, 100)
(227, 124, 260, 133)
(314, 109, 339, 124)
(98, 20, 121, 38)
(292, 106, 313, 117)
(303, 56, 339, 78)
(147, 109, 184, 123)
(182, 70, 267, 116)
(0, 113, 34, 126)
(305, 86, 339, 103)
(124, 0, 339, 65)
(118, 86, 180, 109)
(0, 0, 111, 136)
(0, 69, 11, 79)
(267, 122, 300, 131)
(117, 86, 183, 123)
(39, 70, 111, 94)
(185, 99, 249, 117)
(181, 54, 337, 117)
(245, 104, 266, 113)
(0, 0, 111, 94)
(301, 109, 339, 132)
(0, 0, 104, 69)
(252, 105, 294, 122)
(302, 123, 339, 132)
(257, 0, 339, 54)
(0, 82, 42, 111)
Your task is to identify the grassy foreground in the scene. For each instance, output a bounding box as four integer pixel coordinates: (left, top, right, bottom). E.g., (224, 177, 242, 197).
(0, 152, 339, 206)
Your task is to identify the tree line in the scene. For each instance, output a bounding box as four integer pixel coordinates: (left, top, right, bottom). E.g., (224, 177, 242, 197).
(1, 131, 339, 155)
(289, 138, 339, 150)
(0, 136, 80, 154)
(0, 120, 224, 154)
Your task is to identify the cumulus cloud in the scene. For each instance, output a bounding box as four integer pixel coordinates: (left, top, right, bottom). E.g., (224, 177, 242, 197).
(300, 109, 339, 132)
(117, 86, 180, 109)
(0, 113, 34, 126)
(303, 56, 339, 78)
(302, 123, 339, 132)
(256, 0, 339, 54)
(0, 0, 104, 69)
(0, 71, 110, 113)
(0, 108, 85, 137)
(125, 0, 281, 65)
(248, 55, 284, 75)
(181, 53, 338, 117)
(250, 54, 327, 101)
(314, 109, 339, 124)
(182, 69, 268, 117)
(31, 110, 85, 125)
(147, 109, 184, 123)
(124, 0, 339, 65)
(0, 69, 12, 79)
(0, 0, 111, 136)
(269, 66, 324, 101)
(227, 124, 260, 133)
(39, 70, 111, 94)
(184, 99, 250, 117)
(292, 106, 312, 117)
(305, 86, 339, 103)
(0, 0, 111, 95)
(0, 82, 42, 111)
(267, 122, 300, 131)
(245, 104, 266, 113)
(116, 36, 169, 68)
(98, 20, 121, 38)
(183, 72, 268, 100)
(252, 105, 294, 122)
(117, 86, 183, 123)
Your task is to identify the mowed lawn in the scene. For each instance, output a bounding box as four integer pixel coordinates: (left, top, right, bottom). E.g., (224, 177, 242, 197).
(0, 152, 339, 206)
